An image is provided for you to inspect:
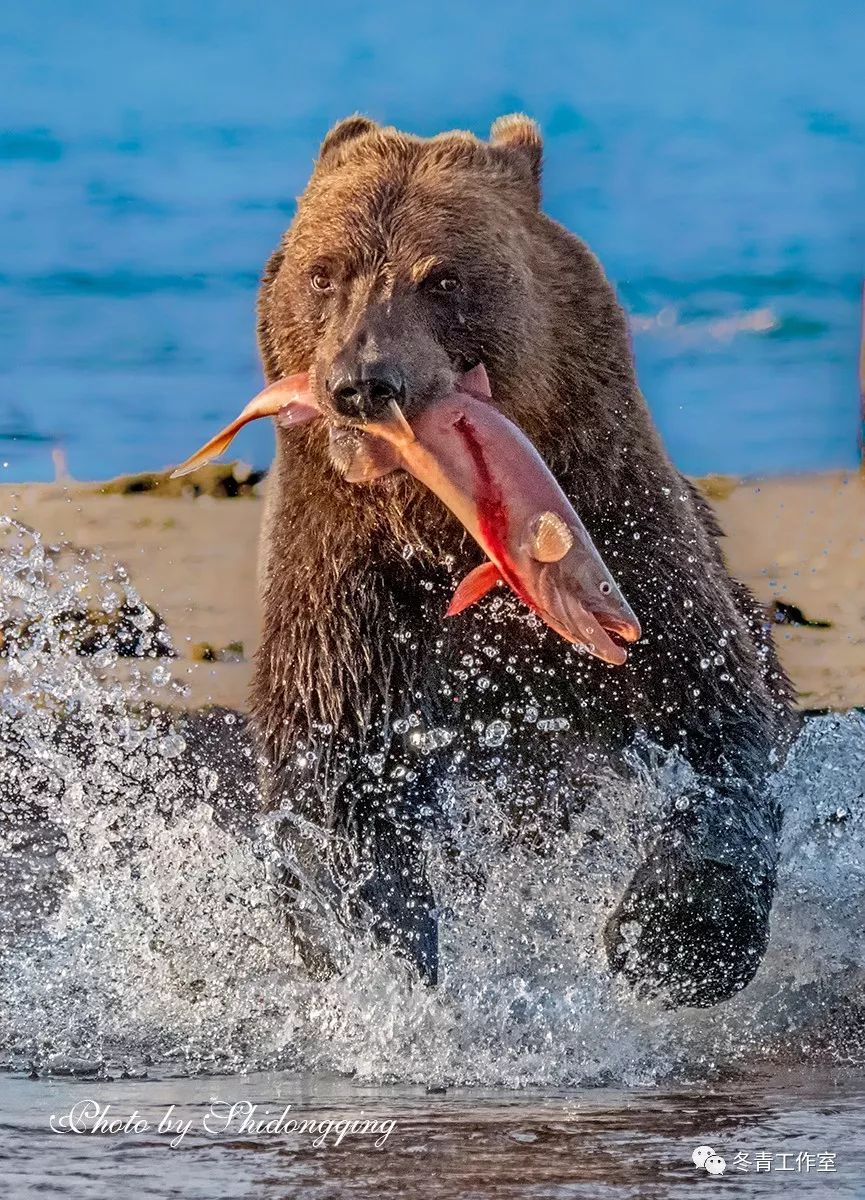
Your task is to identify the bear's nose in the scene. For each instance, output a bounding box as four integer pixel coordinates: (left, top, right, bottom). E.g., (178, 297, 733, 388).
(327, 363, 406, 421)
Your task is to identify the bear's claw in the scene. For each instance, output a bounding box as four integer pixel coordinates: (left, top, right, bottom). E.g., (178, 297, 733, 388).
(603, 852, 773, 1008)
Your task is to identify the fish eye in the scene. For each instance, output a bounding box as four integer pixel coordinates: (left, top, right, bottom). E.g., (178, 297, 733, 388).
(310, 268, 334, 294)
(599, 581, 612, 595)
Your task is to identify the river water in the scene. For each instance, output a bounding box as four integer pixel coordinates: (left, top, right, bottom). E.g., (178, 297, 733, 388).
(2, 1068, 865, 1198)
(2, 0, 864, 483)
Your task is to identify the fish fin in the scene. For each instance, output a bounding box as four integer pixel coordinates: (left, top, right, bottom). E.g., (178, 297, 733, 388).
(170, 375, 316, 478)
(170, 428, 242, 478)
(526, 510, 574, 562)
(446, 561, 502, 616)
(276, 401, 320, 429)
(457, 363, 492, 401)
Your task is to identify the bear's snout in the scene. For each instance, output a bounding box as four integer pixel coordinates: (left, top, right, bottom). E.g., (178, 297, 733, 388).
(318, 288, 457, 424)
(327, 358, 406, 421)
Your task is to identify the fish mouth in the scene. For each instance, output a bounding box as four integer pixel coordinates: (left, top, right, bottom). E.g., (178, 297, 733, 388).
(535, 567, 638, 666)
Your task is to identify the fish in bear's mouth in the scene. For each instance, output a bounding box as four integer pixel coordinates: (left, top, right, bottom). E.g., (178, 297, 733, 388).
(170, 365, 642, 665)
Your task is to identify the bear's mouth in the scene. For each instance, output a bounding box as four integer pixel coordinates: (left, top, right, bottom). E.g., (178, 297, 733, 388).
(169, 367, 641, 663)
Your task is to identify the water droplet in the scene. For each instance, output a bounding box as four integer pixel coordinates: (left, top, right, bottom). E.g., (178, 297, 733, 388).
(364, 753, 385, 777)
(422, 728, 454, 752)
(157, 732, 186, 759)
(537, 717, 570, 733)
(198, 767, 218, 796)
(482, 720, 509, 748)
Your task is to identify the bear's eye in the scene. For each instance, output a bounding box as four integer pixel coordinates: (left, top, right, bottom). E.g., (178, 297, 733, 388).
(310, 269, 334, 294)
(429, 275, 461, 295)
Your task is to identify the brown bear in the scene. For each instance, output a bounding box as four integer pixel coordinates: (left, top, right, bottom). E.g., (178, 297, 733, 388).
(251, 114, 797, 1007)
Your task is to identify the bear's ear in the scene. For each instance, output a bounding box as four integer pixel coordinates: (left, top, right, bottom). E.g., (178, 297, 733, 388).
(317, 114, 379, 171)
(490, 113, 543, 198)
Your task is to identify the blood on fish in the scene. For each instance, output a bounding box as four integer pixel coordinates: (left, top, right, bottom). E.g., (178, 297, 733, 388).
(452, 414, 541, 617)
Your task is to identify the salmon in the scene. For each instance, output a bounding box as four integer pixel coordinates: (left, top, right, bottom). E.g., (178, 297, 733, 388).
(360, 366, 641, 664)
(169, 366, 640, 663)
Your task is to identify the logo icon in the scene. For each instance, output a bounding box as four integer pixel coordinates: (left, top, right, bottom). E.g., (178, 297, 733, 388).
(693, 1146, 727, 1175)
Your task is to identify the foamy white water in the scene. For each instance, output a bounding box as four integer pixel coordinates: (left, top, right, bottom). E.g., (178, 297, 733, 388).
(1, 514, 863, 1093)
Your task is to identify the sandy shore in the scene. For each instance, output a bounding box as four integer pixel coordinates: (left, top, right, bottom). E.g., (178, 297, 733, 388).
(2, 469, 863, 712)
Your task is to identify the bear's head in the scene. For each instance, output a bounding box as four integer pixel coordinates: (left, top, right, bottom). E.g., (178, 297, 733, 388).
(257, 114, 629, 464)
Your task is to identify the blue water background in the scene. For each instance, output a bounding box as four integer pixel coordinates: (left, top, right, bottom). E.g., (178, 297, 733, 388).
(1, 0, 863, 483)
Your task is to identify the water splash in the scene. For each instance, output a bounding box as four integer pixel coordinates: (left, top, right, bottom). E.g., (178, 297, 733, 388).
(0, 516, 863, 1085)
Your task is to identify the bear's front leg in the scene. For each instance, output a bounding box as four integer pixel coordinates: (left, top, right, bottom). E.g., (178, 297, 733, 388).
(264, 755, 440, 985)
(603, 777, 782, 1007)
(356, 802, 439, 984)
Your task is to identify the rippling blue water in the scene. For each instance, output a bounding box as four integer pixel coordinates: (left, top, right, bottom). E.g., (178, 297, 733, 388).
(1, 1, 863, 482)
